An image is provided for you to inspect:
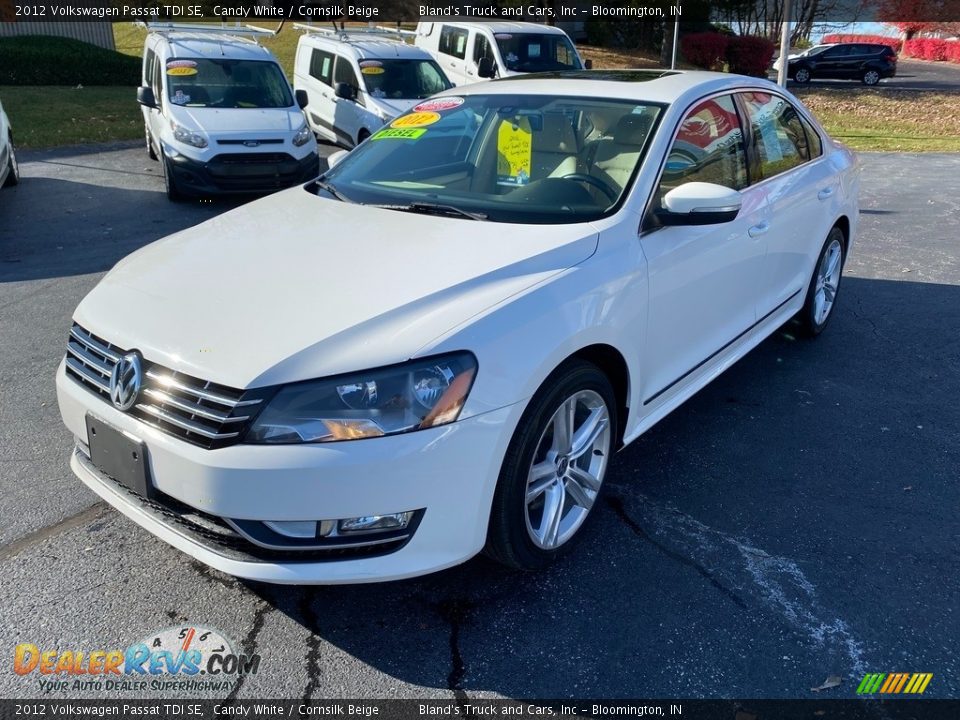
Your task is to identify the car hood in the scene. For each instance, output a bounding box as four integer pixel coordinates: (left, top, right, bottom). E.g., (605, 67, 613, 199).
(364, 95, 419, 119)
(75, 189, 599, 389)
(169, 106, 304, 136)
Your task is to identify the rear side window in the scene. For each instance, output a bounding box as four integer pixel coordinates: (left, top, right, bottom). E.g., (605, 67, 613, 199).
(440, 26, 468, 59)
(739, 92, 809, 180)
(659, 94, 748, 197)
(310, 49, 333, 85)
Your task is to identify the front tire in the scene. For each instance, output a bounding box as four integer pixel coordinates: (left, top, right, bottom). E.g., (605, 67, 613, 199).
(161, 153, 183, 202)
(794, 67, 811, 84)
(2, 135, 19, 188)
(862, 69, 881, 86)
(145, 127, 158, 161)
(798, 226, 846, 337)
(486, 360, 616, 571)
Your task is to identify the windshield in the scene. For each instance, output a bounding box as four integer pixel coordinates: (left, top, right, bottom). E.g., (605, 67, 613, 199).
(358, 58, 452, 100)
(321, 94, 663, 224)
(494, 33, 582, 72)
(165, 59, 293, 109)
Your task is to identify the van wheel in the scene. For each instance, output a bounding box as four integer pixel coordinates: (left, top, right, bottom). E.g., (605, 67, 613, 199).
(486, 360, 616, 571)
(161, 153, 182, 202)
(2, 135, 19, 188)
(145, 128, 158, 161)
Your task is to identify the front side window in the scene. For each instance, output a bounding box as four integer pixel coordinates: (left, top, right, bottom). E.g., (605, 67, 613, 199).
(739, 92, 809, 180)
(659, 94, 748, 201)
(321, 94, 663, 224)
(333, 56, 359, 89)
(439, 26, 468, 59)
(165, 59, 292, 109)
(799, 115, 823, 158)
(473, 34, 492, 64)
(495, 33, 582, 72)
(359, 59, 452, 100)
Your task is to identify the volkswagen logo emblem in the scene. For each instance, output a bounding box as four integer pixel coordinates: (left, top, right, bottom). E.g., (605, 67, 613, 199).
(109, 352, 142, 412)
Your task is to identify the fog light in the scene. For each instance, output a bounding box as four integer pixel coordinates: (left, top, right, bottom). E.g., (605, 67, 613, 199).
(339, 512, 414, 534)
(263, 520, 336, 538)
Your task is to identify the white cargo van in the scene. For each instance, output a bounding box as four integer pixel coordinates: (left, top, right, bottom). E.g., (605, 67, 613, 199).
(293, 25, 452, 148)
(413, 21, 590, 86)
(136, 23, 319, 201)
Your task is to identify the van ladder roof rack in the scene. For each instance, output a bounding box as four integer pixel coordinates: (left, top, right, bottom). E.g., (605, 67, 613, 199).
(136, 21, 279, 39)
(293, 22, 408, 43)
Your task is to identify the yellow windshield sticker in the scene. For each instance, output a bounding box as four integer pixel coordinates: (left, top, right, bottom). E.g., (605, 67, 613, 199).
(497, 117, 532, 186)
(361, 66, 385, 75)
(391, 111, 441, 129)
(372, 128, 427, 141)
(167, 67, 198, 77)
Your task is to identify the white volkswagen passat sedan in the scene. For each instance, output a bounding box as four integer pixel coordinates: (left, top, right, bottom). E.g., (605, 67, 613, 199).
(57, 71, 859, 584)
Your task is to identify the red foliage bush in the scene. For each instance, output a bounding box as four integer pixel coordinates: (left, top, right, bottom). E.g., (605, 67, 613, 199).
(903, 37, 958, 61)
(680, 32, 730, 70)
(726, 35, 776, 77)
(822, 33, 902, 53)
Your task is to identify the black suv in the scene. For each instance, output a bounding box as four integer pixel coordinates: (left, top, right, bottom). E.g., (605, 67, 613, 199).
(789, 43, 898, 86)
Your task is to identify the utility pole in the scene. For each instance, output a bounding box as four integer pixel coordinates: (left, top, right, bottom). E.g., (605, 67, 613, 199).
(777, 0, 793, 87)
(671, 19, 679, 69)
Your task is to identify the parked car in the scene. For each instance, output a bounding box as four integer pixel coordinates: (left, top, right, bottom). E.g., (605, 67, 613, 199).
(57, 70, 859, 584)
(0, 95, 19, 189)
(136, 22, 319, 201)
(413, 20, 590, 85)
(293, 25, 452, 148)
(772, 43, 836, 73)
(788, 42, 897, 85)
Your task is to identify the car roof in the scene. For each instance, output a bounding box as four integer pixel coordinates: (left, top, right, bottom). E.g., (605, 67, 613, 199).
(300, 33, 432, 59)
(429, 20, 570, 36)
(155, 33, 276, 62)
(446, 69, 782, 106)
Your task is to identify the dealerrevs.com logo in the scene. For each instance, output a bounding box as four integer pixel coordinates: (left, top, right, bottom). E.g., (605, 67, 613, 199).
(14, 625, 260, 694)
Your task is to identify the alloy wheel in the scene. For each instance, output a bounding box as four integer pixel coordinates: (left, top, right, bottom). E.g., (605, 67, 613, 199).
(795, 68, 811, 83)
(814, 238, 843, 326)
(863, 70, 880, 85)
(524, 389, 611, 550)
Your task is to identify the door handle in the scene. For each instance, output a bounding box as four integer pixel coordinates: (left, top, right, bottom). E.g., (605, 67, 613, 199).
(748, 221, 770, 238)
(818, 187, 834, 200)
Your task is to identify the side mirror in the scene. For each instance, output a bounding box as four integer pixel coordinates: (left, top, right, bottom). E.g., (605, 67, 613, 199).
(477, 56, 496, 79)
(327, 149, 349, 169)
(334, 82, 356, 101)
(137, 86, 157, 109)
(583, 59, 593, 70)
(656, 182, 742, 226)
(295, 89, 308, 109)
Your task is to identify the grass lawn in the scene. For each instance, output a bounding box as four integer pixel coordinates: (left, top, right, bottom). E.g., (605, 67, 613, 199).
(795, 89, 960, 152)
(1, 85, 142, 148)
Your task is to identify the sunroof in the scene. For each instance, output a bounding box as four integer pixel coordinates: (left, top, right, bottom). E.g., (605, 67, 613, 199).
(500, 70, 682, 82)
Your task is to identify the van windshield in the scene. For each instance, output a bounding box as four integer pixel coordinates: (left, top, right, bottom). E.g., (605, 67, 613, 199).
(165, 59, 293, 109)
(358, 58, 452, 100)
(320, 94, 663, 225)
(494, 33, 583, 72)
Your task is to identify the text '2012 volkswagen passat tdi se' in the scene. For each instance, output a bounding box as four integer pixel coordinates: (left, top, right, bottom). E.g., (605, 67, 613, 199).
(57, 71, 860, 584)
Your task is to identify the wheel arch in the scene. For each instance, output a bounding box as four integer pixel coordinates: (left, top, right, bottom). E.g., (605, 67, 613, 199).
(556, 343, 631, 449)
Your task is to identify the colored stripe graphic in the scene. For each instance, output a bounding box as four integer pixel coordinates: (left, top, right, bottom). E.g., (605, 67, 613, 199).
(857, 673, 932, 694)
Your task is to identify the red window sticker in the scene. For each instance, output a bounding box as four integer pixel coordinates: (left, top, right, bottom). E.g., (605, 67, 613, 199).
(413, 97, 465, 112)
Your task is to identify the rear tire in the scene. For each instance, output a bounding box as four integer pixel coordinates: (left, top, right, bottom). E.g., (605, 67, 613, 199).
(2, 135, 19, 188)
(798, 226, 846, 337)
(862, 69, 881, 86)
(485, 360, 616, 571)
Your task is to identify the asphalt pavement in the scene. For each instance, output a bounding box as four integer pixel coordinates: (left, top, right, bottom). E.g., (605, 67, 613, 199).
(1, 143, 958, 701)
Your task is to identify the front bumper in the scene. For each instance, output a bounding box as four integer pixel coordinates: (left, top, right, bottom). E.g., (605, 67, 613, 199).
(167, 148, 320, 196)
(57, 360, 519, 584)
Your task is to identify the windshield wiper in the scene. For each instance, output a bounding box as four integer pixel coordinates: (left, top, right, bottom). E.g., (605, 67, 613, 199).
(374, 202, 487, 221)
(315, 177, 352, 203)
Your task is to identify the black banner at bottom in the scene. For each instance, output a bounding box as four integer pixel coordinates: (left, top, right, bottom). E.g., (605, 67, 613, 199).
(2, 700, 960, 720)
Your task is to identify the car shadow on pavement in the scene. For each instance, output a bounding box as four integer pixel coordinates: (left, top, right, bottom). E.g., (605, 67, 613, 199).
(0, 176, 246, 283)
(233, 274, 960, 698)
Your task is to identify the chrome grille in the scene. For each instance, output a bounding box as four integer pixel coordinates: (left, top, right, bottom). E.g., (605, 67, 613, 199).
(65, 324, 268, 449)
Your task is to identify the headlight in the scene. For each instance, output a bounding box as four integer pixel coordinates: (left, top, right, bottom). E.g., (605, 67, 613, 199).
(170, 119, 207, 149)
(245, 352, 477, 444)
(292, 122, 313, 147)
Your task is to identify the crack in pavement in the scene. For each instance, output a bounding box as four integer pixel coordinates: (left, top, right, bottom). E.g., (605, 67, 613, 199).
(606, 495, 748, 610)
(0, 502, 109, 562)
(298, 590, 323, 701)
(606, 487, 868, 678)
(225, 600, 274, 702)
(436, 597, 473, 703)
